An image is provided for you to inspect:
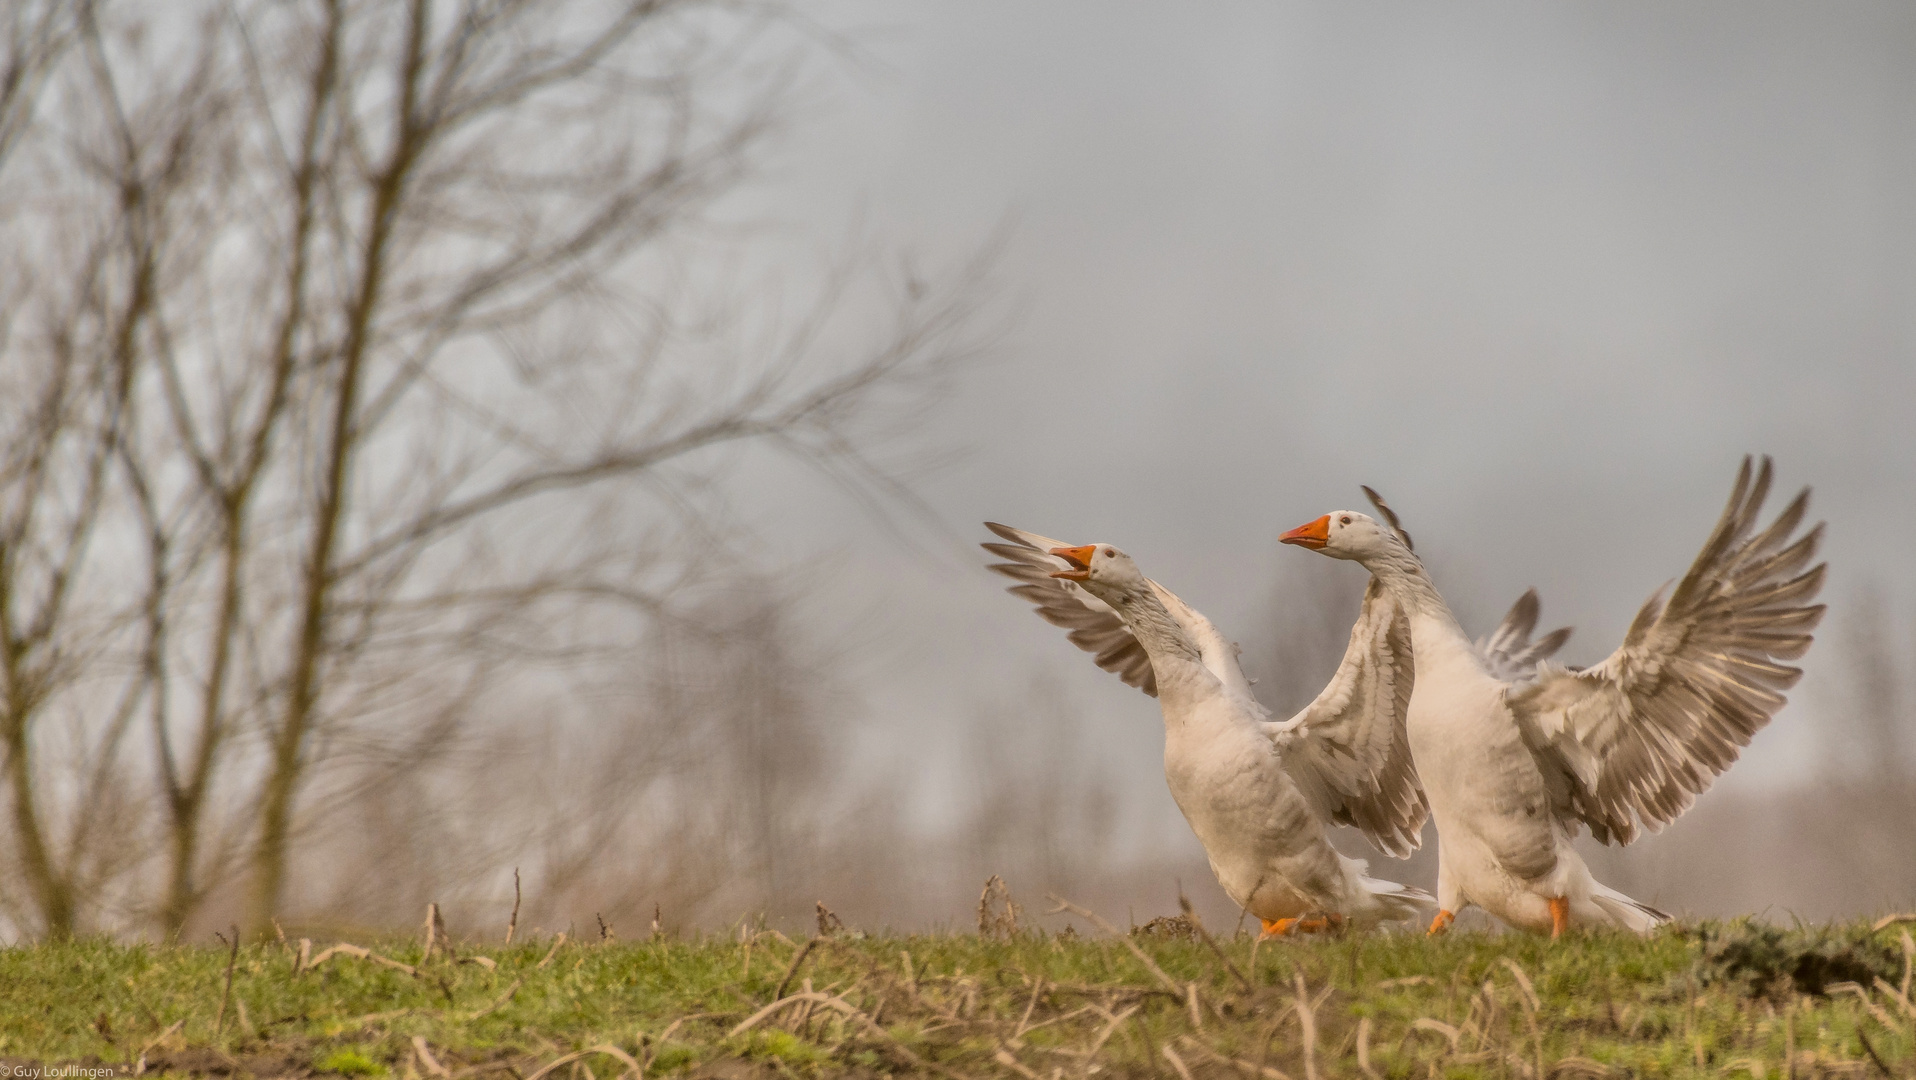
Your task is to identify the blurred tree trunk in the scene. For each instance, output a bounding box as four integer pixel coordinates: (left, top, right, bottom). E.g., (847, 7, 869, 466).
(0, 0, 989, 939)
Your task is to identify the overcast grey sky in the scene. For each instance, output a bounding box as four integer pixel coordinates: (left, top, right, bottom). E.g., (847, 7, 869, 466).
(724, 2, 1916, 847)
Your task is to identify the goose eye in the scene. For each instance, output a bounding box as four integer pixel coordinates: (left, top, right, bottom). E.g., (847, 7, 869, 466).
(1339, 516, 1352, 525)
(1103, 548, 1116, 558)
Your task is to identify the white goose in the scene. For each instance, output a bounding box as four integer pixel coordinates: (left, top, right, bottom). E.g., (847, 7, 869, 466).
(1280, 457, 1824, 937)
(985, 523, 1566, 933)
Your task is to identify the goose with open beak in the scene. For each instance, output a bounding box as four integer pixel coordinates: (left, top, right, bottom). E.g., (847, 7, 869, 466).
(1281, 458, 1823, 938)
(983, 524, 1444, 933)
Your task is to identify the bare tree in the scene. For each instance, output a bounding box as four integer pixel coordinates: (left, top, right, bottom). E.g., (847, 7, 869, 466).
(0, 0, 989, 939)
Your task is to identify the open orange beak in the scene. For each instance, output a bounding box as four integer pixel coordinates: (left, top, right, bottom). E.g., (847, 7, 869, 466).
(1279, 515, 1331, 550)
(1048, 545, 1096, 580)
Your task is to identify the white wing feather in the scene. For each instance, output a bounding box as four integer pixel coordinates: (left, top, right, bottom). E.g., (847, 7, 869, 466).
(1506, 456, 1826, 844)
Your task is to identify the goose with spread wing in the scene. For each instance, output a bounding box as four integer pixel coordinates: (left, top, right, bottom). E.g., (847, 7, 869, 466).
(985, 524, 1568, 933)
(984, 522, 1428, 932)
(1279, 457, 1823, 937)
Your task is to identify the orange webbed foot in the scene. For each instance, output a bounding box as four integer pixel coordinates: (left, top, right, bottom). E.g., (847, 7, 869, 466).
(1260, 917, 1299, 938)
(1426, 909, 1455, 936)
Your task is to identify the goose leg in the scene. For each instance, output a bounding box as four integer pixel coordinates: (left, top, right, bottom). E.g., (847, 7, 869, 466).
(1429, 851, 1460, 936)
(1548, 896, 1570, 940)
(1261, 913, 1345, 937)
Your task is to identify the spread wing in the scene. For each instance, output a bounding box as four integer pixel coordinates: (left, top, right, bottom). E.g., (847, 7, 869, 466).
(982, 522, 1156, 696)
(1264, 579, 1428, 857)
(1477, 588, 1573, 681)
(1506, 456, 1826, 844)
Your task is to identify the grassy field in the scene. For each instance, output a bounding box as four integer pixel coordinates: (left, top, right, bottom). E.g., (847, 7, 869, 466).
(2, 913, 1912, 1079)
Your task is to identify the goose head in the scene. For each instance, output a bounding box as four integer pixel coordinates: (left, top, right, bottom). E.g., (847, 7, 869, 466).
(1048, 543, 1148, 599)
(1279, 511, 1398, 563)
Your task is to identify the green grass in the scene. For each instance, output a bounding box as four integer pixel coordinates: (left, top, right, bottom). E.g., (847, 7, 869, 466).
(2, 919, 1912, 1078)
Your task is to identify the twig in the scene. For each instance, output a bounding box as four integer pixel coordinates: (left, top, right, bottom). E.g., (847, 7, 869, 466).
(295, 938, 311, 975)
(523, 1045, 642, 1080)
(424, 903, 447, 962)
(1294, 973, 1319, 1080)
(993, 1048, 1041, 1079)
(1013, 976, 1045, 1039)
(536, 932, 567, 969)
(1185, 983, 1204, 1032)
(1161, 1044, 1196, 1080)
(213, 925, 240, 1035)
(1870, 913, 1916, 933)
(1179, 892, 1252, 991)
(506, 868, 521, 945)
(774, 938, 819, 1000)
(138, 1018, 185, 1063)
(1045, 894, 1182, 994)
(413, 1036, 451, 1077)
(1085, 1004, 1139, 1056)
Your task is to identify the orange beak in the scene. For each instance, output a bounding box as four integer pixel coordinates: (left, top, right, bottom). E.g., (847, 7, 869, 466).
(1279, 515, 1331, 550)
(1048, 545, 1096, 580)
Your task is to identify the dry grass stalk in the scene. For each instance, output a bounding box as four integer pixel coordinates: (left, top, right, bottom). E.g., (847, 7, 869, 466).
(1871, 977, 1915, 1021)
(301, 942, 417, 976)
(1356, 1016, 1380, 1080)
(1178, 892, 1252, 991)
(1176, 1036, 1295, 1080)
(1160, 1043, 1196, 1080)
(1870, 913, 1916, 933)
(1901, 930, 1914, 1002)
(1085, 1004, 1140, 1056)
(423, 903, 450, 962)
(1854, 1028, 1895, 1079)
(1500, 957, 1542, 1013)
(1785, 999, 1796, 1080)
(536, 933, 567, 969)
(1045, 894, 1182, 994)
(412, 1036, 451, 1078)
(1412, 1017, 1463, 1053)
(1294, 972, 1320, 1080)
(469, 979, 524, 1021)
(1826, 983, 1898, 1030)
